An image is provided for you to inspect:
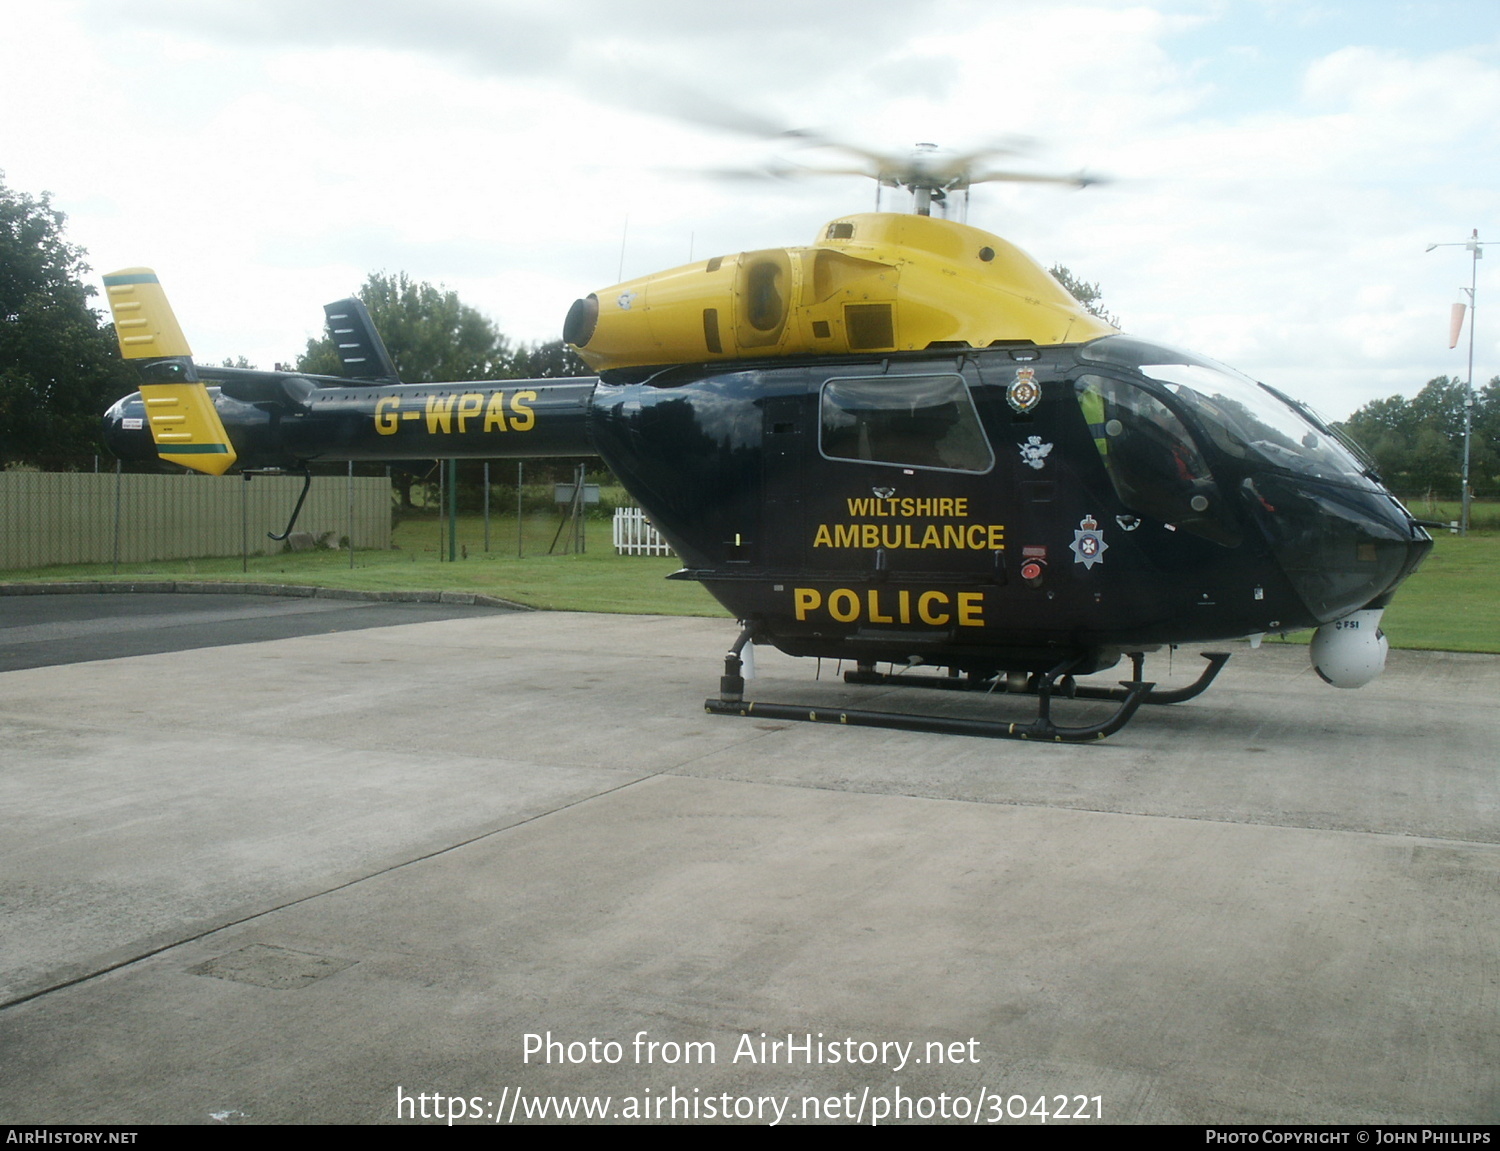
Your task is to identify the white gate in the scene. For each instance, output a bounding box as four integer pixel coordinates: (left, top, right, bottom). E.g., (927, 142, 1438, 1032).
(612, 507, 674, 556)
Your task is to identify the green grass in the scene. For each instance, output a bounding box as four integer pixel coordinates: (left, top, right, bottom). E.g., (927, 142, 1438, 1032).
(3, 513, 1496, 651)
(1, 513, 730, 618)
(1339, 532, 1496, 653)
(1400, 496, 1500, 533)
(1259, 532, 1498, 653)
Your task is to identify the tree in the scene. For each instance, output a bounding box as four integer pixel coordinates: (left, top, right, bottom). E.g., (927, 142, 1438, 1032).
(1407, 376, 1469, 441)
(1049, 265, 1120, 328)
(1475, 379, 1500, 462)
(1341, 375, 1498, 498)
(515, 338, 589, 379)
(296, 272, 597, 508)
(297, 272, 590, 382)
(0, 171, 135, 468)
(296, 271, 520, 384)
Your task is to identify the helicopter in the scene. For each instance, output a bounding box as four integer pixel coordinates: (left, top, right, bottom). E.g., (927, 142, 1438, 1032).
(99, 142, 1433, 743)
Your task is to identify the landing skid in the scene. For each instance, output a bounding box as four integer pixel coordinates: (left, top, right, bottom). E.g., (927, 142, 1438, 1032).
(842, 649, 1232, 706)
(700, 630, 1220, 743)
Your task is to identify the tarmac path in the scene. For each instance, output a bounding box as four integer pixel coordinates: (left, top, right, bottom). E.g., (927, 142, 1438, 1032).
(0, 591, 507, 672)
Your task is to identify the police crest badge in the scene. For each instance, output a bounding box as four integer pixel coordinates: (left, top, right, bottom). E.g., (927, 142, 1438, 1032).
(1070, 514, 1108, 569)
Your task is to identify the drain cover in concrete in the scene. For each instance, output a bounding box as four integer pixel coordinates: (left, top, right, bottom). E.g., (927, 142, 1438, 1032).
(189, 944, 355, 990)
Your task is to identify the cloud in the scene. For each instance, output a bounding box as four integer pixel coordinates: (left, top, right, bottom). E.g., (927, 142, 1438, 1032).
(89, 0, 928, 92)
(91, 0, 571, 74)
(9, 1, 1497, 416)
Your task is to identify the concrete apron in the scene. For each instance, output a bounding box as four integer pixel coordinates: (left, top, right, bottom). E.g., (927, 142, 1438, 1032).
(1, 613, 1496, 1125)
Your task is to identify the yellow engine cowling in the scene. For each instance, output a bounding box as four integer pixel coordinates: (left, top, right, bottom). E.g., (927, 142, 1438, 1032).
(564, 213, 1116, 371)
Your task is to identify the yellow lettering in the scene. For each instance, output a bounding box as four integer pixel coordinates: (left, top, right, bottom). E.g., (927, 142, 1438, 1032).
(424, 394, 456, 433)
(375, 396, 399, 435)
(958, 592, 984, 627)
(918, 591, 950, 626)
(484, 391, 509, 432)
(829, 588, 860, 623)
(806, 514, 999, 550)
(794, 588, 821, 621)
(847, 498, 871, 515)
(794, 584, 978, 628)
(954, 498, 968, 516)
(457, 392, 485, 433)
(899, 498, 915, 517)
(510, 390, 536, 431)
(939, 498, 954, 517)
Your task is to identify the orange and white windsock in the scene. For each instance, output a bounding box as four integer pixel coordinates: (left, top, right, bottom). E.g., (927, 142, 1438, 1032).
(1449, 302, 1467, 349)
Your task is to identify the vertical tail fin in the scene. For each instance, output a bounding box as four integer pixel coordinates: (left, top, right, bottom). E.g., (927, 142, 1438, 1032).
(324, 297, 401, 382)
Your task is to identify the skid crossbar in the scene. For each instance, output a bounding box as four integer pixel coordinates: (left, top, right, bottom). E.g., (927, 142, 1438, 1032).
(706, 628, 1162, 743)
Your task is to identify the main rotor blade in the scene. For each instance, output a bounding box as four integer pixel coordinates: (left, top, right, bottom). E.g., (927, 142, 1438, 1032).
(968, 168, 1108, 188)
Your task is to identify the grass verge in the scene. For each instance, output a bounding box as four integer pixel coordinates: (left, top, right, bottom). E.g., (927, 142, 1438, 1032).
(1, 514, 728, 618)
(1267, 531, 1499, 653)
(2, 514, 1495, 652)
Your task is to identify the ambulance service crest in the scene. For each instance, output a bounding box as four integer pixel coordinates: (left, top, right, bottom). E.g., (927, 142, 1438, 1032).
(1070, 514, 1108, 569)
(1007, 367, 1041, 413)
(1018, 435, 1053, 470)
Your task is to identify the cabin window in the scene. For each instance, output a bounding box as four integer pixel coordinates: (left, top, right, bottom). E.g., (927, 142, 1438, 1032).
(820, 374, 994, 473)
(1080, 335, 1376, 490)
(1077, 374, 1239, 545)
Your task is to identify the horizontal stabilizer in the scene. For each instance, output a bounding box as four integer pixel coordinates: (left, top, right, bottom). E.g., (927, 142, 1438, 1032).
(103, 268, 192, 359)
(136, 383, 238, 474)
(102, 267, 238, 476)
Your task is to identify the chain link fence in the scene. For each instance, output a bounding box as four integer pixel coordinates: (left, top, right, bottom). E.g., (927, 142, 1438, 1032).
(0, 469, 390, 571)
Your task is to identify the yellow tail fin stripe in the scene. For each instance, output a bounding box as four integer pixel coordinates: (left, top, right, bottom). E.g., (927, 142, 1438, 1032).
(137, 383, 238, 475)
(102, 268, 193, 359)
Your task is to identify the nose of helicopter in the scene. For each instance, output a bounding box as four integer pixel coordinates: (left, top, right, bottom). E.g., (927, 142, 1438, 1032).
(1301, 500, 1429, 689)
(1242, 473, 1433, 625)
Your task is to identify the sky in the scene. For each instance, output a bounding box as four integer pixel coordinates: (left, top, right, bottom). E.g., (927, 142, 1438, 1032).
(2, 0, 1497, 420)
